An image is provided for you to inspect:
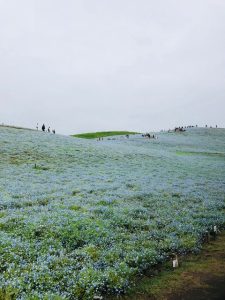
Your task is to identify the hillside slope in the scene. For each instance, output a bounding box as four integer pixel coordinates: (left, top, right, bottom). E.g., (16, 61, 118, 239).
(0, 126, 224, 299)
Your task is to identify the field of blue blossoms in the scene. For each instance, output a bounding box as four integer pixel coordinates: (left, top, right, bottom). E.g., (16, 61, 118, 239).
(0, 126, 225, 299)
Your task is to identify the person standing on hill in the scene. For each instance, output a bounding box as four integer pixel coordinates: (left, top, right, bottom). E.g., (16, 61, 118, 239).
(42, 124, 45, 132)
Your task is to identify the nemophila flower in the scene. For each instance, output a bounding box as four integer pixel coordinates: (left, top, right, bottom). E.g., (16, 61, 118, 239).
(0, 126, 225, 298)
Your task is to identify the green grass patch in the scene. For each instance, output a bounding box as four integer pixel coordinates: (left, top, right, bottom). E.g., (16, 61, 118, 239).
(72, 190, 81, 196)
(69, 205, 85, 211)
(33, 164, 50, 171)
(0, 212, 5, 218)
(176, 151, 225, 157)
(96, 200, 117, 206)
(72, 131, 139, 139)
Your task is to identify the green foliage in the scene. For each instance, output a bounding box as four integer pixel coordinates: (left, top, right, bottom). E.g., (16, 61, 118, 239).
(72, 190, 81, 196)
(0, 212, 5, 218)
(72, 131, 139, 139)
(0, 287, 19, 300)
(33, 164, 50, 171)
(176, 150, 225, 157)
(36, 198, 50, 206)
(69, 205, 86, 212)
(180, 234, 198, 250)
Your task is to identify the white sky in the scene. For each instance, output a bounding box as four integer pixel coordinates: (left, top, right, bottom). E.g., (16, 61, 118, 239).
(0, 0, 225, 134)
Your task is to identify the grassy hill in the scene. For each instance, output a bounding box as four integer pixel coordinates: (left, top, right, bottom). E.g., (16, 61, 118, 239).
(0, 126, 224, 299)
(0, 124, 34, 131)
(72, 130, 139, 139)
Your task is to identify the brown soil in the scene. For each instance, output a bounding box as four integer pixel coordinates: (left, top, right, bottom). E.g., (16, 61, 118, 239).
(167, 275, 225, 300)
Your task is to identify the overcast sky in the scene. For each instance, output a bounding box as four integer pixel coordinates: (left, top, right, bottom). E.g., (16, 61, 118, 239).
(0, 0, 225, 134)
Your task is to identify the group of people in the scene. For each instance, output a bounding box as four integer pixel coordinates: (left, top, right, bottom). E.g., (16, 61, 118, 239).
(174, 126, 186, 132)
(142, 133, 156, 139)
(171, 124, 219, 132)
(205, 124, 218, 128)
(36, 123, 55, 134)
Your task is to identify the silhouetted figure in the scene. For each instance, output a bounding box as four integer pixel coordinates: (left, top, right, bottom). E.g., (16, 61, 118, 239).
(48, 127, 50, 132)
(36, 123, 38, 130)
(216, 125, 218, 128)
(42, 124, 45, 132)
(52, 129, 55, 134)
(205, 125, 207, 128)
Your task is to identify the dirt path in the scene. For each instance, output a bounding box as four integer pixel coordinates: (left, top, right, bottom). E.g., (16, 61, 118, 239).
(113, 232, 225, 300)
(166, 232, 225, 300)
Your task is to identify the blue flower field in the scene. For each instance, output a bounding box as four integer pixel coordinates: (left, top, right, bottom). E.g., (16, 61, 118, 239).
(0, 126, 224, 299)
